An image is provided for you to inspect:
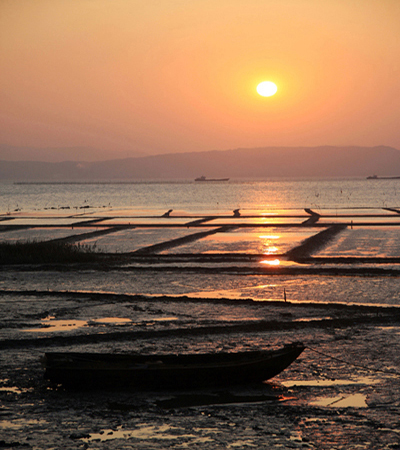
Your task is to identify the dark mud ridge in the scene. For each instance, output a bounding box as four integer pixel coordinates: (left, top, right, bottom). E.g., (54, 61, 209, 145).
(1, 289, 400, 351)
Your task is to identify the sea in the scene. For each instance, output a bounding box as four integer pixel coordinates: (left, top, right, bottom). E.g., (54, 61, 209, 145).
(2, 177, 400, 213)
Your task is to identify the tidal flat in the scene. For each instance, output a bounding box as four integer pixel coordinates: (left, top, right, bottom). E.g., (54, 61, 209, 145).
(1, 289, 400, 450)
(1, 204, 400, 448)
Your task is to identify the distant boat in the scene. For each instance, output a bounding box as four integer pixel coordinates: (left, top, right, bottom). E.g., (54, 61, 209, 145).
(195, 176, 229, 182)
(366, 175, 400, 180)
(43, 343, 305, 390)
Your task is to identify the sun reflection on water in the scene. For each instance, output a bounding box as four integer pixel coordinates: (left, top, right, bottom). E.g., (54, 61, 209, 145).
(260, 259, 281, 266)
(260, 233, 281, 255)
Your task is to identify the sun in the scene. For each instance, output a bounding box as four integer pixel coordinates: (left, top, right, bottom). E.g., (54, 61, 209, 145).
(257, 81, 278, 97)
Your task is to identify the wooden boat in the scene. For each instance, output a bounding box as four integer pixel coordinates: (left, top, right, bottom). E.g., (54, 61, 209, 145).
(195, 176, 230, 182)
(43, 342, 305, 390)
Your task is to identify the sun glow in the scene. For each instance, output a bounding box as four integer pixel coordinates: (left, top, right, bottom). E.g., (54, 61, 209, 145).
(256, 81, 278, 97)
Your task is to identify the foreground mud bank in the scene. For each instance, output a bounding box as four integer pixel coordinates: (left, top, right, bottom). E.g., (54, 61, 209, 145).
(1, 321, 400, 449)
(1, 290, 400, 449)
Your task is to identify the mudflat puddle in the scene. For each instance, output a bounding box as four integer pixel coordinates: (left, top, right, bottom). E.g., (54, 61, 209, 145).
(22, 315, 179, 333)
(282, 376, 378, 409)
(0, 419, 47, 430)
(311, 394, 367, 408)
(24, 317, 133, 332)
(81, 424, 203, 443)
(282, 376, 377, 388)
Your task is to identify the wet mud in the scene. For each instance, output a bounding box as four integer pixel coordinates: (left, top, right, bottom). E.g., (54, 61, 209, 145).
(1, 210, 400, 448)
(1, 290, 400, 449)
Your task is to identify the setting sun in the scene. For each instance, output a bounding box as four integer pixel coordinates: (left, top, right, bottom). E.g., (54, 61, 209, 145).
(256, 81, 278, 97)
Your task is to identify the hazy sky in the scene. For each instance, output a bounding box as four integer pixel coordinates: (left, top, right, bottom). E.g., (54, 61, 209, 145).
(1, 0, 400, 160)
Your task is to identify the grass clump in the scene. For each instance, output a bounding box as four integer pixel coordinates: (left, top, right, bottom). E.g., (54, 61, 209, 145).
(0, 241, 99, 264)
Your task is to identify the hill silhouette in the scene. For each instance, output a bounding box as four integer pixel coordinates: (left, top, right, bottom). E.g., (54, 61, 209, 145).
(1, 146, 399, 181)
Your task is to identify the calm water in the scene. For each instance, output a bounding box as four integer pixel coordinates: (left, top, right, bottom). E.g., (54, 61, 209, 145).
(2, 177, 400, 213)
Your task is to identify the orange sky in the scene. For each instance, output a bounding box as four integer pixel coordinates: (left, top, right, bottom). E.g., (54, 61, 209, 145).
(1, 0, 400, 160)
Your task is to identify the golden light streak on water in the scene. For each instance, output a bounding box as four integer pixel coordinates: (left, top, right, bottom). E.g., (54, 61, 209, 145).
(260, 259, 280, 266)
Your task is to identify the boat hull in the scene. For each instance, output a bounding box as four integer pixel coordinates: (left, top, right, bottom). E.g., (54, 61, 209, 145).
(195, 177, 229, 182)
(43, 343, 305, 390)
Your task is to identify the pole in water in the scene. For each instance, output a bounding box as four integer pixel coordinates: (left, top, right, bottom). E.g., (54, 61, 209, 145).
(284, 288, 287, 302)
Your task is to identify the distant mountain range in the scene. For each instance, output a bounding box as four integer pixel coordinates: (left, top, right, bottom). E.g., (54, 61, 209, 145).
(0, 145, 145, 162)
(1, 146, 399, 181)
